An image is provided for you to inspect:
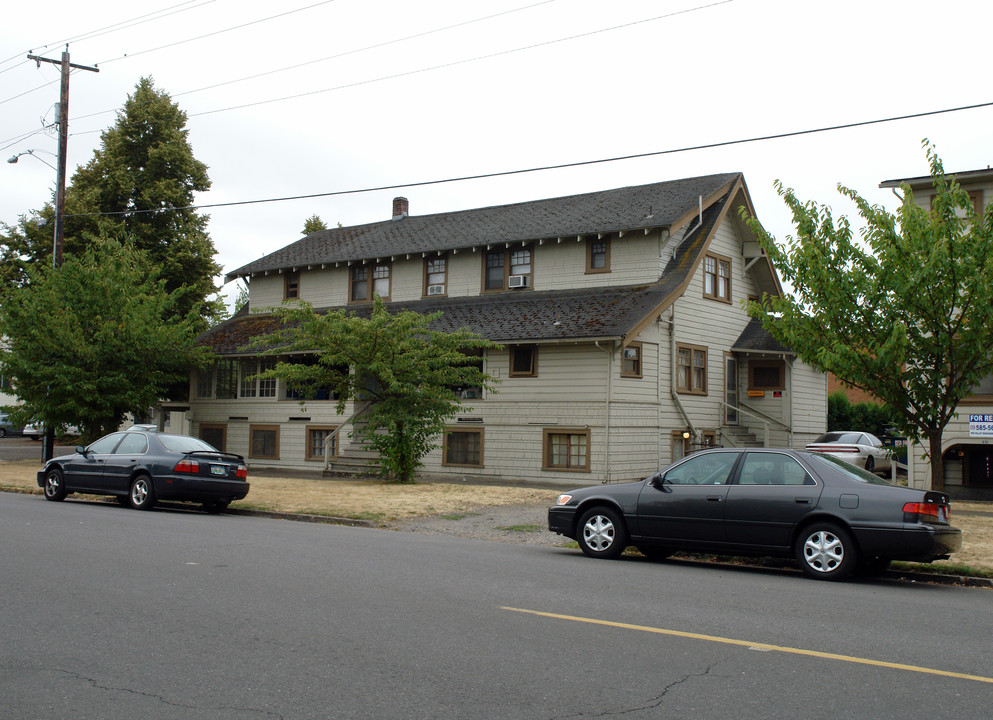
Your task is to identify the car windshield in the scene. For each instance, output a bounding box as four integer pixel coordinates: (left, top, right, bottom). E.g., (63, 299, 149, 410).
(806, 453, 894, 485)
(157, 435, 220, 453)
(813, 432, 862, 444)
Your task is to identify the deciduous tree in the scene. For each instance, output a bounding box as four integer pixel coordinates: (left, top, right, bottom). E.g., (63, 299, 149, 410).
(744, 143, 993, 489)
(0, 239, 207, 439)
(251, 297, 499, 482)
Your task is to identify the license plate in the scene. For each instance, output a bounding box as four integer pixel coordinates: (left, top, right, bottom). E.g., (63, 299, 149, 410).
(210, 465, 227, 476)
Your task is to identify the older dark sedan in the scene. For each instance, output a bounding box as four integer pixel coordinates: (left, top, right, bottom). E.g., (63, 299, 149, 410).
(37, 431, 249, 514)
(548, 448, 961, 580)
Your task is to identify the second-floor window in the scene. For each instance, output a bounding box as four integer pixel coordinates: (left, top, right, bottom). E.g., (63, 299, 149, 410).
(351, 263, 391, 301)
(621, 343, 642, 378)
(424, 256, 447, 296)
(509, 345, 538, 377)
(704, 254, 731, 302)
(677, 343, 707, 394)
(484, 246, 532, 291)
(587, 238, 610, 273)
(284, 270, 300, 299)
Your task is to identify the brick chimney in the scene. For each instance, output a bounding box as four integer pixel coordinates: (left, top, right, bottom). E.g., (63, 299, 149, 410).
(392, 196, 408, 221)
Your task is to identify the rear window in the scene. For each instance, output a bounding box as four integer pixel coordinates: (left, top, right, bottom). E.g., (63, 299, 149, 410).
(158, 435, 219, 453)
(806, 453, 894, 486)
(813, 432, 862, 444)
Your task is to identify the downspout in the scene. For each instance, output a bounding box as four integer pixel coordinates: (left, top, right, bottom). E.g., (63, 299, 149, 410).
(663, 307, 696, 441)
(594, 340, 613, 484)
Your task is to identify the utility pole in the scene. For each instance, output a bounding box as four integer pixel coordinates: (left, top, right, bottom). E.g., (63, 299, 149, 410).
(27, 47, 98, 269)
(26, 47, 98, 461)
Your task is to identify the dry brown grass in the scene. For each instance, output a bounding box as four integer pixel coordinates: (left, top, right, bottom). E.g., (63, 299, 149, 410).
(2, 459, 990, 573)
(0, 460, 558, 521)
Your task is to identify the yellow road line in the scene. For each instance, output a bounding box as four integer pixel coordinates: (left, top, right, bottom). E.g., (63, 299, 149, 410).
(502, 607, 993, 685)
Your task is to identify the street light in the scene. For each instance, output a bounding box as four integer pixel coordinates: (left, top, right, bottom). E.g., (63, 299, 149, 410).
(7, 148, 57, 171)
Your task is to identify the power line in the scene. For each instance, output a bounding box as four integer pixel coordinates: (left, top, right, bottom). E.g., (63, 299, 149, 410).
(95, 0, 341, 65)
(65, 100, 993, 219)
(0, 0, 214, 71)
(169, 0, 559, 102)
(58, 0, 731, 133)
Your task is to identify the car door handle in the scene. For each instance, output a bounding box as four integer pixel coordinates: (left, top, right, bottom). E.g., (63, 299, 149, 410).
(795, 498, 811, 504)
(706, 496, 723, 502)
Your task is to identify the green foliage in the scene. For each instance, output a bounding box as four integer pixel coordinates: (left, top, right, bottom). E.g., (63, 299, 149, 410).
(827, 391, 899, 438)
(742, 142, 993, 488)
(0, 239, 208, 439)
(0, 77, 223, 326)
(302, 214, 329, 234)
(250, 297, 500, 482)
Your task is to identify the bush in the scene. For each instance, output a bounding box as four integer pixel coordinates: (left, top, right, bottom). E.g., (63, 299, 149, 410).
(827, 391, 899, 438)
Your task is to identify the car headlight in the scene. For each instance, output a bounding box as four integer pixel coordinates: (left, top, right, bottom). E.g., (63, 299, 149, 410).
(555, 494, 573, 506)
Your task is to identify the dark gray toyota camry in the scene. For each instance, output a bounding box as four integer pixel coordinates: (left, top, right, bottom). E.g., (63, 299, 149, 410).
(548, 447, 962, 580)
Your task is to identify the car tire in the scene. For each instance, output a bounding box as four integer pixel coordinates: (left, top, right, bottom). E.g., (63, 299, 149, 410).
(796, 522, 857, 580)
(129, 474, 156, 511)
(864, 456, 875, 473)
(576, 506, 628, 559)
(203, 501, 230, 515)
(43, 468, 68, 502)
(0, 428, 6, 438)
(637, 545, 673, 561)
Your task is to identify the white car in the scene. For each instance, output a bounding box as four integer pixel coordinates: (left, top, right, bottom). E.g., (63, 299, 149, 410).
(805, 431, 892, 474)
(22, 423, 81, 441)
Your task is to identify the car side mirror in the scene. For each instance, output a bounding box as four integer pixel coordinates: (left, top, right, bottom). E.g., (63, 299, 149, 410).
(649, 473, 665, 489)
(75, 445, 87, 456)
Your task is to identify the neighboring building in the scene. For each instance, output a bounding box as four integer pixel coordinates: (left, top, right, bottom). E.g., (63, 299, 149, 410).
(193, 174, 827, 485)
(880, 168, 993, 498)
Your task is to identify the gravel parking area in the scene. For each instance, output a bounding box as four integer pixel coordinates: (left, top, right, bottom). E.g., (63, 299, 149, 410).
(383, 502, 566, 547)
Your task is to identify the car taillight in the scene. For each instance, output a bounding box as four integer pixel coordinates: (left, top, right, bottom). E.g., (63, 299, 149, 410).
(174, 459, 199, 473)
(236, 465, 247, 479)
(903, 502, 945, 523)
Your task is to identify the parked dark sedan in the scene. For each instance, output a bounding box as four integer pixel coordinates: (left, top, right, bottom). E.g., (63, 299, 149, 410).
(548, 448, 962, 580)
(37, 431, 249, 513)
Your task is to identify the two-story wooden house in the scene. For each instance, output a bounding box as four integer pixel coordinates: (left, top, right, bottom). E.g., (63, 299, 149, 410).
(880, 167, 993, 498)
(192, 173, 827, 485)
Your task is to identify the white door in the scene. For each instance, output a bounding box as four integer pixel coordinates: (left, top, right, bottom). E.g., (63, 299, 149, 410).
(725, 356, 738, 425)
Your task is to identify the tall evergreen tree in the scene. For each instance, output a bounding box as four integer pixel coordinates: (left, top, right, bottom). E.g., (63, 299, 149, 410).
(66, 76, 221, 325)
(0, 77, 221, 325)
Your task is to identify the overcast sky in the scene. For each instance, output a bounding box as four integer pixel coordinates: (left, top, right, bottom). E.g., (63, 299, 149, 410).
(2, 0, 991, 308)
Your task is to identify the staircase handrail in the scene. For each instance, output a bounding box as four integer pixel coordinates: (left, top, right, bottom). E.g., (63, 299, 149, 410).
(719, 401, 769, 447)
(324, 401, 372, 472)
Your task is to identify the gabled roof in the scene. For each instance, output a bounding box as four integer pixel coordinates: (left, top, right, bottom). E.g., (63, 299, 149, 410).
(225, 173, 741, 282)
(200, 190, 732, 354)
(879, 166, 993, 190)
(731, 318, 793, 355)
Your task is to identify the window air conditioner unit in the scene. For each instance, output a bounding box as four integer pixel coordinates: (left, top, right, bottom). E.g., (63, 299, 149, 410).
(427, 284, 445, 296)
(508, 274, 529, 289)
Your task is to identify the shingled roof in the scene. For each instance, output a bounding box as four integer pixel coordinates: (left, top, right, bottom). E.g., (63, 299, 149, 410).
(731, 318, 794, 355)
(225, 173, 741, 282)
(200, 190, 731, 355)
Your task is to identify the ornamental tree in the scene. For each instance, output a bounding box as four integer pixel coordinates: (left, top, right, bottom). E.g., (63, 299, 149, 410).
(251, 297, 499, 482)
(743, 142, 993, 489)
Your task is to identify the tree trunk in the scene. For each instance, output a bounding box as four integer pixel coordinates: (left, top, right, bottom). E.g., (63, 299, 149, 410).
(927, 431, 945, 491)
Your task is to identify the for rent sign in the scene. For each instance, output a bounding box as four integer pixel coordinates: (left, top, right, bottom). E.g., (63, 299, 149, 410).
(969, 414, 993, 438)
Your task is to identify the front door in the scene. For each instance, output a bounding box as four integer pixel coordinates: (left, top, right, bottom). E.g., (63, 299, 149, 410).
(725, 356, 738, 425)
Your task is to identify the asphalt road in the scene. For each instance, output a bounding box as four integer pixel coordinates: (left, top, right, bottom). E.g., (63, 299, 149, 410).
(0, 435, 76, 462)
(2, 492, 992, 720)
